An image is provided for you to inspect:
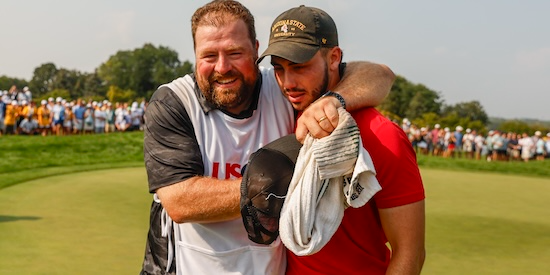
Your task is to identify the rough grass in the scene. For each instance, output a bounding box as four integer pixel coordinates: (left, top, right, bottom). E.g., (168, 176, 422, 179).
(0, 132, 144, 189)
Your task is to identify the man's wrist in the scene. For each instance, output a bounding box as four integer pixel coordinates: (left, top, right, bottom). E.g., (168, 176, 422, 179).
(322, 91, 346, 110)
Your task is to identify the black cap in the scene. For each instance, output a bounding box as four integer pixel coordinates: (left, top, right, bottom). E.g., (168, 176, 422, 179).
(240, 134, 302, 244)
(258, 5, 338, 64)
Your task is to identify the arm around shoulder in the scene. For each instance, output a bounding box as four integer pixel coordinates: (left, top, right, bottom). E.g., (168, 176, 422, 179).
(333, 61, 395, 110)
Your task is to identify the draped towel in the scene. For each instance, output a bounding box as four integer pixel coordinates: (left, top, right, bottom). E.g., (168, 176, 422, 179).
(279, 108, 381, 256)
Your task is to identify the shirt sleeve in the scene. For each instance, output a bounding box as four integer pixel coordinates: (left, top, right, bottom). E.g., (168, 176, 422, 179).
(143, 86, 204, 193)
(356, 109, 425, 209)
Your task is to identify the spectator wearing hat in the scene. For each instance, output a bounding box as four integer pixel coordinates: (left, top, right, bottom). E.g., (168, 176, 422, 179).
(23, 86, 32, 102)
(485, 130, 495, 161)
(507, 132, 521, 161)
(114, 102, 129, 132)
(490, 130, 505, 161)
(3, 100, 19, 135)
(51, 97, 65, 136)
(431, 124, 441, 156)
(518, 132, 535, 162)
(63, 103, 74, 135)
(474, 130, 486, 160)
(37, 100, 51, 136)
(453, 126, 464, 158)
(47, 97, 55, 112)
(83, 103, 94, 134)
(104, 102, 115, 133)
(93, 103, 106, 134)
(462, 128, 475, 159)
(534, 131, 546, 161)
(73, 99, 86, 134)
(127, 101, 142, 131)
(443, 127, 454, 158)
(19, 114, 39, 135)
(19, 99, 29, 122)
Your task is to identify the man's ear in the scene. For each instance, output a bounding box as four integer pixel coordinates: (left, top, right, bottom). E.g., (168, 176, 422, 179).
(328, 47, 342, 72)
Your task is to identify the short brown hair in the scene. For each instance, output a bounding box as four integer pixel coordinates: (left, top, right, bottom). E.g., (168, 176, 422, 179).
(191, 0, 257, 49)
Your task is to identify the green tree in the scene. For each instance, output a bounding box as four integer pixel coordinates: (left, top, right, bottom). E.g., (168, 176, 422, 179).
(177, 60, 194, 77)
(499, 120, 533, 134)
(442, 101, 489, 125)
(106, 85, 137, 103)
(80, 72, 107, 99)
(380, 75, 442, 120)
(38, 89, 71, 102)
(29, 63, 59, 97)
(98, 43, 186, 100)
(0, 76, 28, 92)
(413, 112, 440, 129)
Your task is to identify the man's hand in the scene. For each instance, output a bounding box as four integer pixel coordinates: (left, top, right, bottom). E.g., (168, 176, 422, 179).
(295, 96, 342, 143)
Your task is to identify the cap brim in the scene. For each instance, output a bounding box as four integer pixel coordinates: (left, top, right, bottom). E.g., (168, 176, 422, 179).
(263, 134, 302, 163)
(258, 41, 320, 64)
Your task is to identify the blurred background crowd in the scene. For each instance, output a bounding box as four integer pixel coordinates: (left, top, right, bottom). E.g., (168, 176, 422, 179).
(2, 84, 549, 163)
(401, 118, 550, 162)
(0, 85, 146, 136)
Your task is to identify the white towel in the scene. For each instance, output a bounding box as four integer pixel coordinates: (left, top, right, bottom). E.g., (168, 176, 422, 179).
(279, 108, 381, 256)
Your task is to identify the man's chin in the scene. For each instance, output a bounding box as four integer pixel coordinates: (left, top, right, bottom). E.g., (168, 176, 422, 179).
(291, 103, 306, 112)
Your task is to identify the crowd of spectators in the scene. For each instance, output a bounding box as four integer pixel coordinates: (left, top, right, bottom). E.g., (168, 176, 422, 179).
(400, 118, 550, 162)
(0, 85, 146, 137)
(2, 85, 549, 164)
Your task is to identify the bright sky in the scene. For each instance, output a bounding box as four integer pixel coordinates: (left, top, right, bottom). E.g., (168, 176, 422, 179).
(2, 0, 549, 120)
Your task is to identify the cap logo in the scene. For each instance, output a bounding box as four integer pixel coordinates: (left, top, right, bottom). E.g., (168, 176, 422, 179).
(322, 38, 327, 44)
(281, 23, 288, 33)
(271, 19, 306, 38)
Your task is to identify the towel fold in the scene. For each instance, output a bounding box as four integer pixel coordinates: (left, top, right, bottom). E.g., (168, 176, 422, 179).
(279, 108, 381, 256)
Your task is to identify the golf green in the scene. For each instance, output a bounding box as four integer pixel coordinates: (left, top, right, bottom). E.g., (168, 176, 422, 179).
(1, 167, 549, 274)
(0, 167, 151, 274)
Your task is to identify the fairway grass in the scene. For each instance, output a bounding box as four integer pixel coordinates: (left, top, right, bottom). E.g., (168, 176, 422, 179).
(422, 168, 550, 275)
(0, 167, 151, 274)
(1, 167, 549, 274)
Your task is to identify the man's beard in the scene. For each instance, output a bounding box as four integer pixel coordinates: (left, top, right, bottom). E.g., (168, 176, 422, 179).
(287, 64, 329, 112)
(197, 69, 256, 111)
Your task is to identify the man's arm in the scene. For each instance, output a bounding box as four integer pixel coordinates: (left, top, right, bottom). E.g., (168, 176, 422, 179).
(156, 177, 241, 223)
(295, 61, 395, 142)
(145, 86, 243, 224)
(336, 61, 395, 110)
(379, 200, 426, 275)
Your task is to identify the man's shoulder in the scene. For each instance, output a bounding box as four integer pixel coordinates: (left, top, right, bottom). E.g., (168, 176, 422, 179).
(351, 107, 408, 142)
(350, 107, 392, 127)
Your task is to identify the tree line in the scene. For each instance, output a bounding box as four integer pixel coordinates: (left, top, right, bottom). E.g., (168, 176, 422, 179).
(1, 43, 548, 135)
(1, 43, 193, 104)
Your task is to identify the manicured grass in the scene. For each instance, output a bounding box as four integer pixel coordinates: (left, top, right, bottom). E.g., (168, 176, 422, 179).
(0, 168, 151, 274)
(421, 169, 550, 274)
(1, 167, 549, 274)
